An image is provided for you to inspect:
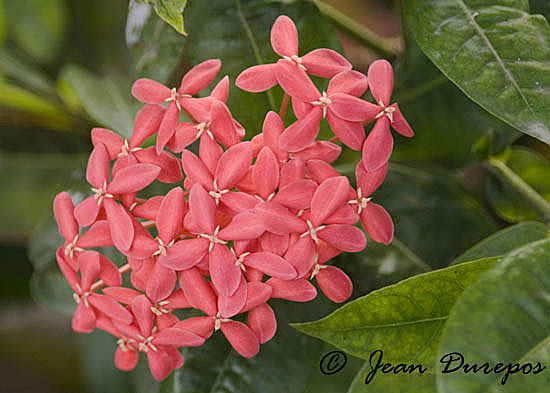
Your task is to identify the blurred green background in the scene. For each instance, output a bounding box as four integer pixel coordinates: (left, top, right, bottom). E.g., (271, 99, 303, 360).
(1, 0, 549, 392)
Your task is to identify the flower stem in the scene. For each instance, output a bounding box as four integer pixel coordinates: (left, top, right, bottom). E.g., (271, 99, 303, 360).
(487, 158, 550, 225)
(311, 0, 400, 58)
(279, 93, 289, 121)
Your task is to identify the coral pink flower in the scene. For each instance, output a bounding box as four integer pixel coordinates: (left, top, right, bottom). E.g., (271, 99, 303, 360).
(74, 143, 161, 251)
(362, 59, 414, 172)
(236, 15, 351, 92)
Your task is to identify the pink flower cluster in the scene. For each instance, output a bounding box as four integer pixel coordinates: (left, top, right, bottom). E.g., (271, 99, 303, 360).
(53, 15, 412, 381)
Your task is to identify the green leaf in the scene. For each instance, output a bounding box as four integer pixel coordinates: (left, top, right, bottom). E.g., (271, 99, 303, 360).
(139, 0, 188, 35)
(127, 1, 185, 82)
(60, 64, 139, 139)
(4, 0, 68, 63)
(182, 0, 341, 135)
(404, 0, 550, 144)
(437, 238, 550, 393)
(0, 47, 56, 95)
(293, 259, 497, 392)
(452, 221, 549, 264)
(486, 147, 550, 222)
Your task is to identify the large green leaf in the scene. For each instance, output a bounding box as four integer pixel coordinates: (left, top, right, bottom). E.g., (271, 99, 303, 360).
(182, 0, 341, 135)
(486, 147, 550, 222)
(404, 0, 550, 144)
(293, 259, 497, 393)
(4, 0, 68, 63)
(452, 221, 548, 264)
(60, 65, 139, 139)
(127, 1, 186, 82)
(138, 0, 188, 35)
(437, 239, 550, 393)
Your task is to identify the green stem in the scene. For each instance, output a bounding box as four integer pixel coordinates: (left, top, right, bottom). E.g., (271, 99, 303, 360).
(311, 0, 400, 58)
(487, 158, 550, 224)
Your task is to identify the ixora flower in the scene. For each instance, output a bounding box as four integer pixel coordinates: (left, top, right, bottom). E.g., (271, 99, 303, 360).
(52, 14, 414, 381)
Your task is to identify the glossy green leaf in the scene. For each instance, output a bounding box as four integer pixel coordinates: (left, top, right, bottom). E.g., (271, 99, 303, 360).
(182, 0, 340, 135)
(4, 0, 68, 63)
(61, 65, 139, 139)
(486, 147, 550, 222)
(452, 221, 548, 264)
(138, 0, 188, 35)
(437, 239, 550, 393)
(404, 0, 550, 144)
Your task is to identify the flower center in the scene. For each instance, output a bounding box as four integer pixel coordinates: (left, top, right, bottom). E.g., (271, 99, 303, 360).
(118, 139, 142, 158)
(254, 192, 275, 203)
(208, 179, 229, 205)
(309, 253, 327, 280)
(232, 250, 249, 272)
(311, 91, 332, 118)
(117, 337, 136, 353)
(150, 300, 171, 316)
(374, 100, 396, 122)
(348, 188, 371, 214)
(137, 335, 157, 353)
(300, 220, 326, 244)
(91, 180, 114, 206)
(64, 234, 84, 259)
(73, 290, 91, 307)
(153, 237, 175, 257)
(196, 121, 214, 139)
(282, 54, 307, 71)
(198, 225, 227, 252)
(213, 312, 231, 331)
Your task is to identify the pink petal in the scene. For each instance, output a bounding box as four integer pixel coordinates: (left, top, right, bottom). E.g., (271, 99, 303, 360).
(156, 101, 180, 154)
(179, 268, 218, 316)
(167, 122, 199, 152)
(179, 59, 222, 95)
(175, 316, 215, 339)
(158, 238, 209, 270)
(270, 15, 298, 57)
(326, 111, 365, 150)
(254, 201, 308, 235)
(164, 289, 192, 309)
(362, 117, 393, 172)
(98, 253, 122, 286)
(356, 160, 388, 197)
(165, 346, 184, 369)
(210, 100, 240, 148)
(123, 220, 158, 260)
(72, 301, 96, 333)
(293, 140, 342, 162)
(241, 282, 272, 313)
(56, 248, 79, 291)
(259, 232, 289, 256)
(112, 154, 138, 177)
(301, 48, 352, 77)
(53, 192, 77, 241)
(267, 278, 317, 302)
(325, 204, 359, 225)
(91, 128, 124, 159)
(243, 252, 297, 280)
(179, 97, 212, 123)
(367, 59, 394, 106)
(146, 349, 173, 381)
(215, 141, 253, 190)
(327, 70, 368, 97)
(252, 147, 279, 199)
(153, 327, 205, 347)
(219, 191, 259, 213)
(86, 143, 110, 189)
(157, 187, 185, 243)
(329, 93, 381, 122)
(316, 266, 353, 303)
(89, 293, 133, 324)
(275, 59, 320, 102)
(115, 346, 138, 371)
(235, 64, 278, 92)
(220, 320, 260, 358)
(78, 250, 101, 290)
(78, 220, 112, 248)
(135, 148, 183, 183)
(181, 150, 214, 190)
(199, 132, 223, 175)
(279, 159, 305, 188)
(146, 262, 177, 303)
(273, 179, 317, 210)
(218, 212, 265, 241)
(131, 294, 154, 336)
(211, 75, 229, 102)
(130, 104, 166, 147)
(104, 199, 135, 251)
(132, 78, 171, 104)
(361, 203, 394, 245)
(218, 275, 248, 318)
(189, 184, 217, 234)
(262, 111, 288, 161)
(306, 159, 340, 184)
(132, 196, 163, 220)
(130, 258, 154, 291)
(283, 236, 316, 278)
(108, 164, 161, 194)
(248, 303, 277, 343)
(318, 224, 366, 252)
(102, 286, 140, 304)
(310, 176, 350, 226)
(292, 97, 312, 120)
(209, 244, 241, 297)
(390, 104, 414, 137)
(279, 107, 322, 152)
